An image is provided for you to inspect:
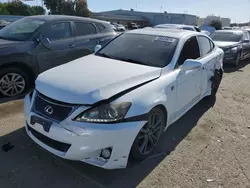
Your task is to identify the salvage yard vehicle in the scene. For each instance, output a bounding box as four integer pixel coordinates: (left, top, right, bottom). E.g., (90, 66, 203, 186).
(0, 15, 116, 97)
(24, 28, 224, 169)
(210, 30, 250, 66)
(154, 24, 201, 32)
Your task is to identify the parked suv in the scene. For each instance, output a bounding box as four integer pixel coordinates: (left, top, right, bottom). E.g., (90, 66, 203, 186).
(0, 15, 116, 97)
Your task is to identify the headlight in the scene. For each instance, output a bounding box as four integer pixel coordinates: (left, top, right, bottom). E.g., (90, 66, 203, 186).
(74, 102, 132, 123)
(225, 47, 238, 53)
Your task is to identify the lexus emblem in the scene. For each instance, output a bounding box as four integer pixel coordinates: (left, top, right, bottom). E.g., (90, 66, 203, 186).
(44, 105, 53, 115)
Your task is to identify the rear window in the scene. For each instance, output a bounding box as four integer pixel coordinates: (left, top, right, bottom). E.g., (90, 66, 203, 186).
(96, 33, 179, 68)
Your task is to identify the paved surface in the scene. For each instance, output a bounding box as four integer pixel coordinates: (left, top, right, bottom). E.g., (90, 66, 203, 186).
(1, 61, 250, 188)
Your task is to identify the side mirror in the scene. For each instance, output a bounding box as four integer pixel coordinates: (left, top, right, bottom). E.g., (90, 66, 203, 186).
(39, 36, 51, 49)
(181, 59, 202, 71)
(94, 45, 102, 53)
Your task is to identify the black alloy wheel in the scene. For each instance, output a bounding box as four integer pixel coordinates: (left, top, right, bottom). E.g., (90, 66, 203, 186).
(131, 107, 165, 160)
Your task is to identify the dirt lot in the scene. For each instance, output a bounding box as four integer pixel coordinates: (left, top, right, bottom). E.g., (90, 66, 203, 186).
(1, 61, 250, 188)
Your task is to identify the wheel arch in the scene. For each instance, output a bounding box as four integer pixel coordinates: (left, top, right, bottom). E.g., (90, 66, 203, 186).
(152, 104, 168, 128)
(0, 62, 36, 83)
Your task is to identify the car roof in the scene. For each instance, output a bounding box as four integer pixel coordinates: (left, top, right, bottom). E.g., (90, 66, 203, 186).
(155, 24, 194, 29)
(127, 27, 194, 38)
(21, 15, 109, 24)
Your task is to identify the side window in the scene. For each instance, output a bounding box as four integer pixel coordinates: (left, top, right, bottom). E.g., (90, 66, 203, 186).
(96, 23, 106, 33)
(43, 22, 72, 41)
(177, 36, 200, 67)
(74, 22, 97, 36)
(198, 36, 212, 57)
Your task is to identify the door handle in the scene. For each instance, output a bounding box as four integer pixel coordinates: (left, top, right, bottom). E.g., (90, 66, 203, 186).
(69, 44, 75, 48)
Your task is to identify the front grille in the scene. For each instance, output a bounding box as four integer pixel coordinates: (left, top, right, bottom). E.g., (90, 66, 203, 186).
(32, 91, 74, 122)
(27, 124, 71, 153)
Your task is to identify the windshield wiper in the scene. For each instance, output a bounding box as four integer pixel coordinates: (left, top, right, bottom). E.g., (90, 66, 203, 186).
(97, 53, 113, 59)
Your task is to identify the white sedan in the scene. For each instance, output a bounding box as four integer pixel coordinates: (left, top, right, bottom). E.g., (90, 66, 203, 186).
(24, 28, 224, 169)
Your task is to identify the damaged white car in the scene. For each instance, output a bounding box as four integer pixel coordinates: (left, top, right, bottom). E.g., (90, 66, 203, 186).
(24, 28, 224, 169)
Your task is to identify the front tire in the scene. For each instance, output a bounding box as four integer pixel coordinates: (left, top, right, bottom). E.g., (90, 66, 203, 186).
(235, 52, 241, 67)
(0, 67, 31, 97)
(130, 107, 165, 160)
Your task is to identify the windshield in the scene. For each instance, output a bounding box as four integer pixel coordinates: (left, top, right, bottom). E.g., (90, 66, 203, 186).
(0, 18, 45, 41)
(96, 33, 179, 68)
(210, 32, 243, 42)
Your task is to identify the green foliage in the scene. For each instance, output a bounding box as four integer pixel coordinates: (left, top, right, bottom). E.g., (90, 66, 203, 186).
(209, 20, 222, 30)
(44, 0, 91, 17)
(0, 0, 45, 16)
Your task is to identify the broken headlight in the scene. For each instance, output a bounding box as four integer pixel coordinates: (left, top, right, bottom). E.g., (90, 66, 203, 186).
(74, 102, 132, 123)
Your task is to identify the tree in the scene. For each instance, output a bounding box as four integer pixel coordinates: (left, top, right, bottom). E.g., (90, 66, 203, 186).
(75, 0, 91, 17)
(209, 20, 222, 30)
(30, 6, 46, 15)
(0, 1, 45, 16)
(0, 3, 10, 15)
(43, 0, 91, 17)
(6, 0, 32, 16)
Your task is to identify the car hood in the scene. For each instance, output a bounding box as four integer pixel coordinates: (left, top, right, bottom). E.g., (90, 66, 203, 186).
(0, 38, 25, 48)
(0, 38, 32, 55)
(35, 54, 162, 104)
(214, 41, 240, 49)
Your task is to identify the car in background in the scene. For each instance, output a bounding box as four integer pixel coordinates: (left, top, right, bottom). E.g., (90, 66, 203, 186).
(154, 24, 201, 32)
(128, 22, 139, 30)
(244, 28, 250, 35)
(0, 15, 116, 97)
(116, 24, 126, 31)
(0, 20, 10, 30)
(222, 26, 232, 30)
(24, 28, 223, 169)
(210, 30, 250, 66)
(110, 24, 117, 31)
(201, 30, 211, 36)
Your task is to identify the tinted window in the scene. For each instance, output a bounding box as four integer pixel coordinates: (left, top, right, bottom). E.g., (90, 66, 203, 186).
(96, 33, 179, 68)
(75, 22, 96, 36)
(198, 36, 212, 56)
(96, 23, 106, 32)
(210, 32, 243, 42)
(43, 22, 72, 41)
(177, 36, 200, 67)
(0, 18, 44, 41)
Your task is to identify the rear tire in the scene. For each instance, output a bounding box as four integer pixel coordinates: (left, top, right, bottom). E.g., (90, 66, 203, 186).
(0, 67, 31, 97)
(130, 107, 165, 160)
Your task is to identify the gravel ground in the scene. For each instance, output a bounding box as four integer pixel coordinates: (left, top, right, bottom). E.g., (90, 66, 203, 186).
(0, 60, 250, 188)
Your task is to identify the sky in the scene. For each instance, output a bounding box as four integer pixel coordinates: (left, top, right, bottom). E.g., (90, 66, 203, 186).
(2, 0, 250, 23)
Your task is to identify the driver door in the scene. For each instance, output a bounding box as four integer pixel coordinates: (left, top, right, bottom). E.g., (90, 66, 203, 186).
(175, 36, 203, 115)
(35, 21, 75, 73)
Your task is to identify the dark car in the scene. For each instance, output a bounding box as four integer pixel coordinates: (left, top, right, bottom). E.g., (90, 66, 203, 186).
(210, 30, 250, 66)
(0, 15, 117, 97)
(0, 25, 6, 30)
(154, 24, 201, 32)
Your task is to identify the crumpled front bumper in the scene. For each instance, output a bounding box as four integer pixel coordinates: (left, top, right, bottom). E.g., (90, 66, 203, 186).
(24, 93, 146, 169)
